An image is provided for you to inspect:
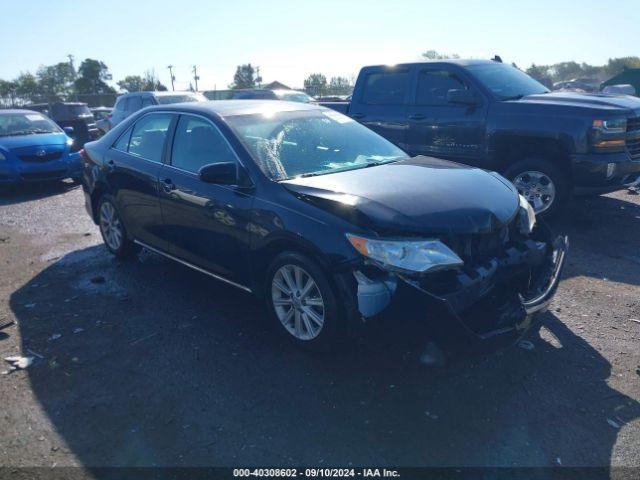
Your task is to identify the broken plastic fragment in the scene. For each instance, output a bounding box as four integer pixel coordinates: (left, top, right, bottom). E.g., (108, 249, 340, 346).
(4, 356, 34, 369)
(518, 340, 535, 351)
(606, 418, 620, 429)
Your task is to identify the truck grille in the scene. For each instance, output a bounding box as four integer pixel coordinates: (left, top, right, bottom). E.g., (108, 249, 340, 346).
(19, 151, 63, 162)
(628, 117, 640, 159)
(627, 116, 640, 133)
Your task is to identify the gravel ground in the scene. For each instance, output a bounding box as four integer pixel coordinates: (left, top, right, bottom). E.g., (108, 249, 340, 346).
(0, 181, 639, 474)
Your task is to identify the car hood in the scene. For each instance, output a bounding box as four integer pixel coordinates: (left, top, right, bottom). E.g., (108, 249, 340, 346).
(0, 132, 68, 151)
(514, 92, 640, 113)
(282, 156, 520, 235)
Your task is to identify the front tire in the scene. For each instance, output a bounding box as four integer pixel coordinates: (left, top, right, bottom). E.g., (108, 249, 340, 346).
(97, 194, 139, 259)
(265, 252, 344, 350)
(504, 157, 569, 218)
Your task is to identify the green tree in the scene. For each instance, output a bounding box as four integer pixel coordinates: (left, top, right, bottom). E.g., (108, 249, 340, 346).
(229, 64, 256, 89)
(422, 50, 460, 60)
(526, 64, 553, 88)
(117, 71, 166, 92)
(304, 73, 327, 96)
(604, 56, 640, 76)
(142, 70, 167, 91)
(74, 58, 115, 94)
(14, 72, 41, 99)
(327, 76, 351, 95)
(117, 75, 145, 92)
(36, 62, 75, 97)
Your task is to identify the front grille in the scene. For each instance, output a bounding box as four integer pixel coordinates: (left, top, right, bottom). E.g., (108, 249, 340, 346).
(19, 151, 63, 162)
(627, 117, 640, 159)
(627, 116, 640, 133)
(443, 225, 511, 266)
(628, 136, 640, 159)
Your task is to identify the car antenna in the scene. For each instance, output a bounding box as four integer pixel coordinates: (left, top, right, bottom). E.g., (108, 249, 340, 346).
(492, 55, 503, 63)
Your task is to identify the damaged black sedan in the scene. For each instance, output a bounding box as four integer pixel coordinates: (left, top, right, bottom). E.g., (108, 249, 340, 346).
(80, 100, 567, 350)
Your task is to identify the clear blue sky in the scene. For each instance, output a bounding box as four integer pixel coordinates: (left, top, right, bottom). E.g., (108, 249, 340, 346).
(1, 0, 638, 91)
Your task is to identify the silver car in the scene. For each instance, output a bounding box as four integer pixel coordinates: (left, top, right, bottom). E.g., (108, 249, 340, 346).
(105, 91, 207, 131)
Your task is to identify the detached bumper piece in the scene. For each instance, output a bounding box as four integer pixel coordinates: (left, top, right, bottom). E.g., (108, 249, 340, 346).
(353, 228, 568, 349)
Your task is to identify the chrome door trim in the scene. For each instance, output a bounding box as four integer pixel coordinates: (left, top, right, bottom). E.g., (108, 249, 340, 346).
(134, 240, 253, 293)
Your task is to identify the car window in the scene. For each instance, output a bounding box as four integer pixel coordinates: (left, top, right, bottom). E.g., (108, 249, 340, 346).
(141, 97, 154, 108)
(127, 113, 173, 162)
(171, 115, 237, 174)
(416, 70, 467, 105)
(113, 126, 132, 151)
(362, 70, 409, 105)
(128, 96, 143, 112)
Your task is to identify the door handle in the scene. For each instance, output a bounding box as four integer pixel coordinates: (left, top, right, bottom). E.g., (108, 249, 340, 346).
(409, 113, 425, 120)
(161, 178, 175, 193)
(351, 113, 365, 119)
(106, 159, 115, 172)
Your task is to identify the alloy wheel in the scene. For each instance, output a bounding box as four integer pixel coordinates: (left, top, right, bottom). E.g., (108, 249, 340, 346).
(512, 170, 556, 214)
(271, 264, 325, 341)
(99, 201, 124, 251)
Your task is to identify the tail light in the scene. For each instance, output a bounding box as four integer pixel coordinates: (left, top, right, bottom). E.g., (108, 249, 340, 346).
(107, 113, 112, 118)
(79, 148, 89, 162)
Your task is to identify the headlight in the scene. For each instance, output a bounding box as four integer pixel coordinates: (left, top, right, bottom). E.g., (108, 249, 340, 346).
(593, 118, 626, 133)
(346, 234, 463, 274)
(518, 194, 536, 235)
(66, 137, 74, 146)
(591, 118, 626, 152)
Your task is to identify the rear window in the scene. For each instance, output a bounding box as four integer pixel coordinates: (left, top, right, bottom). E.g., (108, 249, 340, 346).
(52, 104, 92, 117)
(362, 70, 409, 105)
(115, 97, 128, 111)
(156, 93, 206, 104)
(128, 96, 143, 112)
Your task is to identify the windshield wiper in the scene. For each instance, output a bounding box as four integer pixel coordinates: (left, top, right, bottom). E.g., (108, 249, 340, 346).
(502, 94, 525, 101)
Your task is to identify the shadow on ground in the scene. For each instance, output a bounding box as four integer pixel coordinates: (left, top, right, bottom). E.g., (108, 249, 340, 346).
(549, 192, 640, 286)
(0, 180, 79, 207)
(9, 240, 640, 469)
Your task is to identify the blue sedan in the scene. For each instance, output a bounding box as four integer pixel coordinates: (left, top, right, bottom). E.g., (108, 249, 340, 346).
(0, 110, 81, 186)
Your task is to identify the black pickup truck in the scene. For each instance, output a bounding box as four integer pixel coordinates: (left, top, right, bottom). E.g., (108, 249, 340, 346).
(321, 59, 640, 216)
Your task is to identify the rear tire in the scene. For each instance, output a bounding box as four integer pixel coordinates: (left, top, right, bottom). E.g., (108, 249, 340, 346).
(265, 252, 345, 351)
(504, 157, 569, 218)
(97, 194, 139, 260)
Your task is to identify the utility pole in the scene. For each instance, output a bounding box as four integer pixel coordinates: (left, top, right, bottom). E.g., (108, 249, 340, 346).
(167, 65, 176, 91)
(67, 54, 75, 76)
(192, 65, 199, 91)
(255, 66, 262, 88)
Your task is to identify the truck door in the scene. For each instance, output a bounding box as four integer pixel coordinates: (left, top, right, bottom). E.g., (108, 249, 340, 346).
(406, 66, 487, 164)
(349, 67, 411, 150)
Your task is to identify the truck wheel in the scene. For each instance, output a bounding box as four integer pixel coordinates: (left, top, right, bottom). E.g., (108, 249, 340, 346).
(265, 252, 345, 351)
(97, 194, 140, 259)
(504, 158, 568, 217)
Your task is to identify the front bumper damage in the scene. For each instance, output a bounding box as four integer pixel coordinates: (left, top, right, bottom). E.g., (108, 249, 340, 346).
(348, 226, 568, 348)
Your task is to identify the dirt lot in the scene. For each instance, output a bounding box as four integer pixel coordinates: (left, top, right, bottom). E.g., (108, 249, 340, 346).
(0, 182, 639, 474)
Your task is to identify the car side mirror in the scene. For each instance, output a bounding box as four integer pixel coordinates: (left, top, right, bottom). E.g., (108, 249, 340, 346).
(199, 162, 238, 185)
(63, 126, 75, 135)
(447, 89, 480, 106)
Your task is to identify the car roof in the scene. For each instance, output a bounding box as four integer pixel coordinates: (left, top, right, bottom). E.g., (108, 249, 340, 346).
(0, 109, 43, 115)
(365, 58, 499, 69)
(120, 91, 200, 97)
(151, 99, 323, 117)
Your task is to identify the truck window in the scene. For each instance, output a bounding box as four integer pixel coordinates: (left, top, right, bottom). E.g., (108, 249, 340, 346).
(362, 71, 409, 105)
(417, 70, 467, 105)
(128, 96, 143, 113)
